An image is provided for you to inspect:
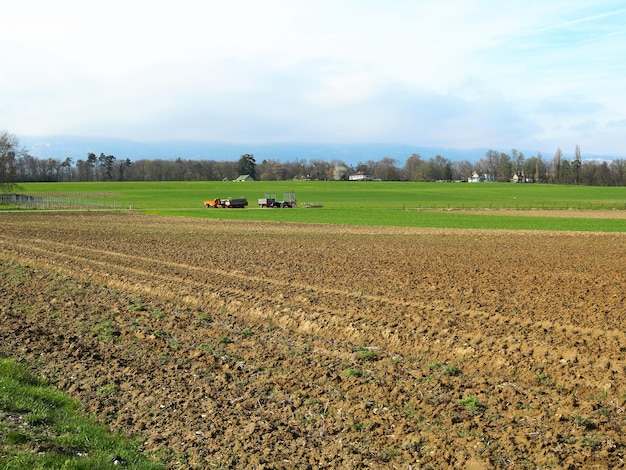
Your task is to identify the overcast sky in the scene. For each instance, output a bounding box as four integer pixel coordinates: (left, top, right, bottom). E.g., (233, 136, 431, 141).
(3, 0, 626, 156)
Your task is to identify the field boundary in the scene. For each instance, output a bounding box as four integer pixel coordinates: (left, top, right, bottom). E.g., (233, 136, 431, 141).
(405, 202, 626, 211)
(4, 196, 626, 212)
(0, 193, 131, 210)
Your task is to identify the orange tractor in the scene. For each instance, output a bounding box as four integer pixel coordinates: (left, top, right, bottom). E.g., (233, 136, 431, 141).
(203, 197, 248, 208)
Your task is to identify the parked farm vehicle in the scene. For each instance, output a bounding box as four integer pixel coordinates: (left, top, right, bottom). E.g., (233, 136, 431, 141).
(258, 192, 297, 208)
(203, 197, 248, 208)
(257, 194, 276, 208)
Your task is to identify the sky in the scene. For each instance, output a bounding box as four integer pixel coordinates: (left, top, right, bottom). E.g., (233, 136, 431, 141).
(3, 0, 626, 157)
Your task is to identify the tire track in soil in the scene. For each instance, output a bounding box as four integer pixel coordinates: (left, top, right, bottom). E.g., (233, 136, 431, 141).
(4, 235, 446, 351)
(3, 234, 626, 392)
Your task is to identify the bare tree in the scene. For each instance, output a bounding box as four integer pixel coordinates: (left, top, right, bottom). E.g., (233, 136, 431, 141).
(535, 152, 547, 183)
(552, 148, 563, 183)
(374, 157, 400, 180)
(452, 160, 473, 181)
(307, 159, 332, 180)
(511, 149, 524, 174)
(610, 159, 625, 185)
(483, 149, 501, 180)
(355, 160, 376, 176)
(6, 143, 626, 186)
(0, 130, 25, 191)
(404, 154, 425, 181)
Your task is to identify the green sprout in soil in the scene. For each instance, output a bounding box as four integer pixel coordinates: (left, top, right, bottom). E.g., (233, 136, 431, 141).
(218, 335, 232, 344)
(456, 396, 484, 414)
(573, 415, 596, 430)
(443, 365, 461, 376)
(91, 320, 120, 342)
(357, 349, 378, 361)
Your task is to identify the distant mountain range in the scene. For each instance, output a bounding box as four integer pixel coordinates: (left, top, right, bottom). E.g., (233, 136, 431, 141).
(18, 135, 618, 165)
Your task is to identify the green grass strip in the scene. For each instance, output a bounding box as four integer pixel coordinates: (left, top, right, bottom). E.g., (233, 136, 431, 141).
(145, 207, 626, 232)
(0, 357, 163, 469)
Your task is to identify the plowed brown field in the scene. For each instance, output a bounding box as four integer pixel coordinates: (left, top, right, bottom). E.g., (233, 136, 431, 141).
(1, 212, 626, 469)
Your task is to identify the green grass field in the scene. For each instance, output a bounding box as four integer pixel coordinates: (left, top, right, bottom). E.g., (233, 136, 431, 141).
(7, 181, 626, 232)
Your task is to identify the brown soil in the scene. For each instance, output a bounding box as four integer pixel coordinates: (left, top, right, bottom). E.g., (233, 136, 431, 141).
(1, 212, 626, 469)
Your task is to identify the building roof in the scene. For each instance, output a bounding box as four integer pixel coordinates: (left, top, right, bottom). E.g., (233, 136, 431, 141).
(234, 174, 254, 182)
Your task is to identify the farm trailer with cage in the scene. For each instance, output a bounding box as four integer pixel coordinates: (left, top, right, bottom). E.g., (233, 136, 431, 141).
(257, 192, 297, 208)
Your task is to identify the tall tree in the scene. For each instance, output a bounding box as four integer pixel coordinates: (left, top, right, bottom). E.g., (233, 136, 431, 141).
(118, 158, 131, 181)
(404, 153, 425, 181)
(75, 159, 87, 182)
(572, 144, 582, 184)
(497, 152, 512, 182)
(0, 130, 23, 191)
(98, 153, 116, 181)
(610, 159, 625, 185)
(374, 157, 400, 181)
(331, 160, 349, 180)
(61, 157, 73, 182)
(86, 152, 98, 181)
(425, 155, 452, 181)
(258, 159, 285, 181)
(552, 148, 563, 183)
(307, 159, 332, 180)
(237, 154, 256, 179)
(452, 160, 473, 181)
(483, 149, 501, 180)
(43, 158, 61, 181)
(560, 158, 572, 184)
(511, 149, 525, 174)
(535, 152, 545, 182)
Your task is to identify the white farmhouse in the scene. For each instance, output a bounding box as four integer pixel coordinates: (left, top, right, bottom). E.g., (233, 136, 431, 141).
(349, 173, 373, 181)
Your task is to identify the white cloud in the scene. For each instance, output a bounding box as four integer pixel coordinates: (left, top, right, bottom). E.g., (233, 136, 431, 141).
(2, 0, 626, 156)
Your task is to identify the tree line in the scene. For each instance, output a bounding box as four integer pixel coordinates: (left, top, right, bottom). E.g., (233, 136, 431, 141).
(2, 130, 625, 188)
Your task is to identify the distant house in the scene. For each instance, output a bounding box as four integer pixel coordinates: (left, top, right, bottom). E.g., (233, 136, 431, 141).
(468, 172, 495, 183)
(233, 174, 254, 182)
(512, 172, 534, 183)
(349, 173, 373, 181)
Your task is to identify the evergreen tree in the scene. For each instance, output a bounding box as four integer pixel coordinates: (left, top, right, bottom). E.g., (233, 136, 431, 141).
(237, 154, 256, 179)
